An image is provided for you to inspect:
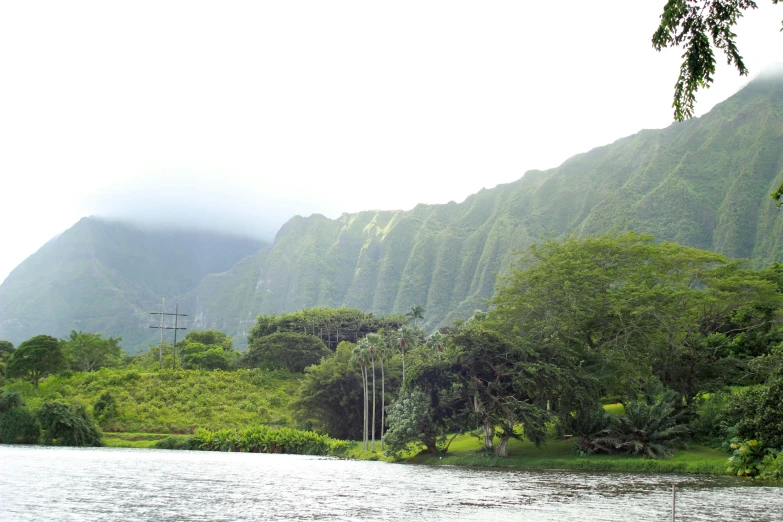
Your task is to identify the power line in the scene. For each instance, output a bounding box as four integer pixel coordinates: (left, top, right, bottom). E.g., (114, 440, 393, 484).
(150, 300, 187, 369)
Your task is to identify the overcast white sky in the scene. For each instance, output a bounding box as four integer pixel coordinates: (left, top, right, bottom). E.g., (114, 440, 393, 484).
(1, 1, 781, 284)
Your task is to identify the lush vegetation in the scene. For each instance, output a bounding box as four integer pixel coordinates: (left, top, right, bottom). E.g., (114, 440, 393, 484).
(156, 425, 350, 456)
(3, 233, 783, 480)
(369, 234, 783, 480)
(4, 367, 299, 434)
(0, 388, 101, 446)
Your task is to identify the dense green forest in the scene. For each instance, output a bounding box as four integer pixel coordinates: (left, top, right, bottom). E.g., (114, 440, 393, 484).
(2, 76, 783, 351)
(2, 234, 783, 478)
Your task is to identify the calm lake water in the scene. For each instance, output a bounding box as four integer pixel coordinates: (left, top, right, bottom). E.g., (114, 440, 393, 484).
(1, 446, 782, 521)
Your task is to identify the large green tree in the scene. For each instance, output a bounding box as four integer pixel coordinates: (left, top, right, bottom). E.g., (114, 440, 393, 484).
(62, 331, 123, 372)
(491, 233, 782, 406)
(653, 0, 782, 121)
(448, 325, 551, 456)
(250, 308, 407, 352)
(6, 335, 67, 387)
(244, 332, 330, 372)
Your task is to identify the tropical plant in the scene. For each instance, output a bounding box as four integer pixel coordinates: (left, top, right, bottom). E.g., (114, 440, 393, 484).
(425, 331, 445, 361)
(406, 305, 425, 327)
(726, 439, 777, 478)
(588, 391, 690, 459)
(393, 325, 418, 384)
(448, 325, 550, 456)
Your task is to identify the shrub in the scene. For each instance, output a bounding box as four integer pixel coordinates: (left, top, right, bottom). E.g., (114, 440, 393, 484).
(726, 439, 778, 478)
(0, 389, 23, 413)
(760, 451, 783, 480)
(186, 425, 348, 456)
(721, 377, 783, 449)
(37, 401, 102, 446)
(92, 391, 117, 422)
(0, 406, 41, 444)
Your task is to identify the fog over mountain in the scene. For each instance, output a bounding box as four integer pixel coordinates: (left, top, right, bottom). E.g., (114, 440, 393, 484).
(83, 172, 301, 243)
(2, 3, 782, 286)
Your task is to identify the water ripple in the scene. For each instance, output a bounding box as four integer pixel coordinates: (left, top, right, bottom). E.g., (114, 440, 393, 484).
(1, 446, 781, 521)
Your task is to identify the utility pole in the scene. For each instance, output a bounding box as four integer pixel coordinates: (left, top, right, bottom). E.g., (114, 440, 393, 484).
(150, 301, 187, 369)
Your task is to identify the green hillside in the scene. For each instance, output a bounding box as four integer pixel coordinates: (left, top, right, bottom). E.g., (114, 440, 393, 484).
(4, 368, 299, 434)
(188, 75, 783, 338)
(0, 218, 264, 350)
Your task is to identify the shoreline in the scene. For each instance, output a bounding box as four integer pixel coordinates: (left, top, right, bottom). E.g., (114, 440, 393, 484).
(102, 431, 732, 476)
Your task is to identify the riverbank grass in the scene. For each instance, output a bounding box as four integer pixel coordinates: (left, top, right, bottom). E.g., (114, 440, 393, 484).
(405, 434, 728, 474)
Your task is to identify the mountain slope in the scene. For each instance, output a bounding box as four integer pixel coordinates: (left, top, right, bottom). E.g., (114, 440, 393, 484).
(188, 75, 783, 341)
(0, 218, 264, 349)
(4, 76, 783, 351)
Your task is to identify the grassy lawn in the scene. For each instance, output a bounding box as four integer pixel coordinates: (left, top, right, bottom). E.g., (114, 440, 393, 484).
(400, 432, 728, 474)
(102, 432, 176, 448)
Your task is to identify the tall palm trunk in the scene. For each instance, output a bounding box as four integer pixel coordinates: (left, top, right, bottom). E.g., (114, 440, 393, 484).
(362, 365, 367, 451)
(371, 353, 376, 452)
(380, 358, 385, 450)
(401, 348, 405, 384)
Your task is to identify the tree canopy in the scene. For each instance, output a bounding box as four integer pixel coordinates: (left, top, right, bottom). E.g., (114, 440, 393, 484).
(62, 331, 123, 372)
(244, 332, 331, 372)
(250, 308, 407, 351)
(6, 335, 67, 387)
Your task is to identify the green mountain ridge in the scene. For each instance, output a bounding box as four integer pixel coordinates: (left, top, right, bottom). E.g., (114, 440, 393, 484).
(3, 76, 783, 351)
(185, 76, 783, 343)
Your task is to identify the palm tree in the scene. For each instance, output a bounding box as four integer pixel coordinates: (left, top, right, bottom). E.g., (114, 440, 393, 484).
(351, 342, 370, 450)
(426, 331, 445, 361)
(394, 325, 417, 384)
(365, 334, 384, 451)
(405, 305, 425, 328)
(367, 333, 387, 450)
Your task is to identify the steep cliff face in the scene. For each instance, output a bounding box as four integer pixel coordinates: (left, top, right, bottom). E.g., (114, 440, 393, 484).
(188, 76, 783, 343)
(4, 77, 783, 352)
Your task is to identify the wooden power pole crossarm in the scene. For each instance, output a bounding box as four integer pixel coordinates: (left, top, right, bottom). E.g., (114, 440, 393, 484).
(149, 300, 187, 369)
